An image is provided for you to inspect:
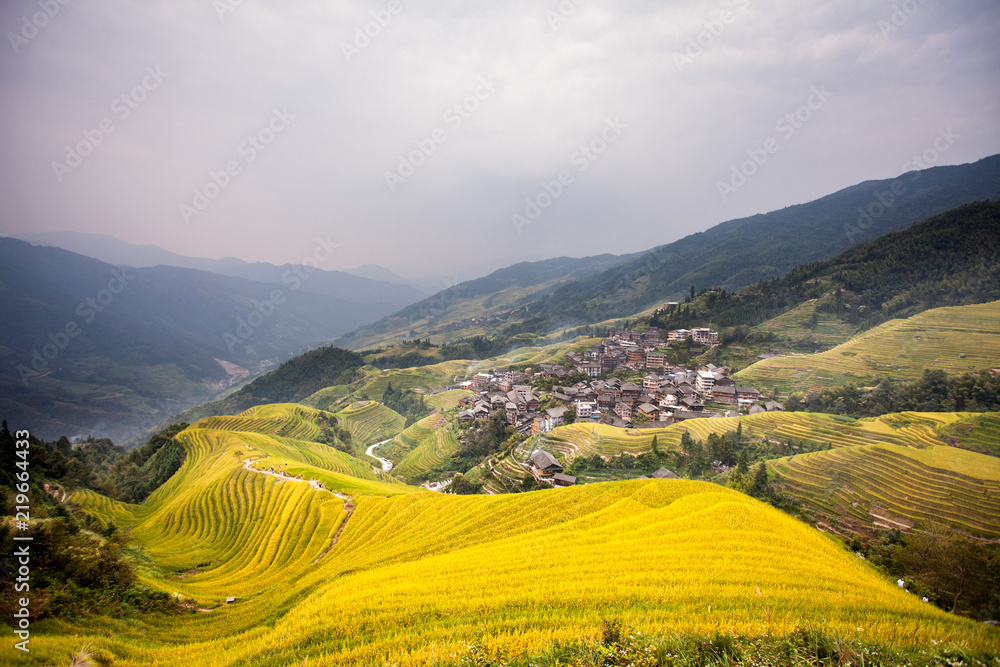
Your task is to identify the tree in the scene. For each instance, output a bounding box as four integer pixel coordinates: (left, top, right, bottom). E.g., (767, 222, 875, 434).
(449, 473, 482, 495)
(564, 407, 577, 425)
(750, 463, 769, 498)
(651, 435, 660, 457)
(900, 528, 993, 615)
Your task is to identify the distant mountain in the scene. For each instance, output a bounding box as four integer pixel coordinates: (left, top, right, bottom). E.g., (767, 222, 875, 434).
(0, 240, 400, 443)
(335, 252, 640, 350)
(12, 231, 426, 307)
(176, 346, 367, 423)
(334, 155, 1000, 349)
(529, 155, 1000, 327)
(647, 201, 1000, 335)
(343, 264, 421, 290)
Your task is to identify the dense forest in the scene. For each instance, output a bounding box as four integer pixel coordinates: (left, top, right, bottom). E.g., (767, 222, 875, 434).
(0, 421, 189, 504)
(786, 369, 1000, 428)
(0, 422, 191, 620)
(647, 201, 1000, 332)
(380, 383, 430, 426)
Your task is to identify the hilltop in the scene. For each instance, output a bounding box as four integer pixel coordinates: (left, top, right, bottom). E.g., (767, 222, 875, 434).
(15, 409, 996, 664)
(338, 156, 1000, 349)
(735, 300, 1000, 394)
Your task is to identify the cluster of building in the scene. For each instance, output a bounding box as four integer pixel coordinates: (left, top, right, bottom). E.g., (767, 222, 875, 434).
(452, 325, 781, 434)
(456, 361, 781, 433)
(561, 326, 720, 378)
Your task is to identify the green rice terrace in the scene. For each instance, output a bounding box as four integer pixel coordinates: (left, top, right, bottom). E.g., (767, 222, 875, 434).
(767, 441, 1000, 539)
(735, 300, 1000, 394)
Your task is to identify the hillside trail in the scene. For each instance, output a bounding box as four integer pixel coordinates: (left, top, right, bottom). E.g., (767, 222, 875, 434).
(242, 458, 354, 563)
(242, 458, 350, 500)
(365, 439, 394, 472)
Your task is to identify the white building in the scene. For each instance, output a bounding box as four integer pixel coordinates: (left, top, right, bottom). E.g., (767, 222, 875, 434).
(696, 370, 716, 398)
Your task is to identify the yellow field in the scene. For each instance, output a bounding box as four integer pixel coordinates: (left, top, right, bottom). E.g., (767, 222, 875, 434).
(17, 405, 994, 665)
(769, 444, 1000, 538)
(735, 300, 1000, 393)
(424, 388, 473, 411)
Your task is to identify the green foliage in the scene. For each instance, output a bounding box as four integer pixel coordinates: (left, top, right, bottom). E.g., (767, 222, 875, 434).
(448, 473, 483, 495)
(0, 516, 181, 621)
(442, 623, 998, 667)
(786, 369, 1000, 422)
(566, 451, 661, 476)
(381, 382, 430, 423)
(860, 526, 999, 621)
(0, 421, 188, 504)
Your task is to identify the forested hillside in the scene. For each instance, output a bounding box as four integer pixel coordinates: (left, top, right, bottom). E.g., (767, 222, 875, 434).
(531, 156, 1000, 328)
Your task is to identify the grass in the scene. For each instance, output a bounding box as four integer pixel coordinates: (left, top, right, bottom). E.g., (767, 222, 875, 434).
(768, 443, 1000, 538)
(753, 291, 860, 350)
(425, 388, 474, 411)
(333, 400, 406, 453)
(735, 300, 1000, 394)
(20, 405, 1000, 665)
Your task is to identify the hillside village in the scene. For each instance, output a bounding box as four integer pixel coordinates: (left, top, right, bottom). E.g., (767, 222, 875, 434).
(455, 326, 782, 437)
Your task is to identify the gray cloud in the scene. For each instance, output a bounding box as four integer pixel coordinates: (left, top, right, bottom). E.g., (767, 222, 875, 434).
(1, 0, 998, 281)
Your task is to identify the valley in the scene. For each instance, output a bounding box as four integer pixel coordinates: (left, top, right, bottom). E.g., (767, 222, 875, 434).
(3, 185, 999, 667)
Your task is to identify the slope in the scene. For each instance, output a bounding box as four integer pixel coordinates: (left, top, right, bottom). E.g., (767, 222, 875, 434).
(768, 441, 1000, 538)
(734, 301, 1000, 394)
(27, 416, 996, 664)
(0, 240, 391, 443)
(381, 413, 462, 482)
(529, 155, 1000, 327)
(13, 231, 426, 306)
(335, 252, 638, 350)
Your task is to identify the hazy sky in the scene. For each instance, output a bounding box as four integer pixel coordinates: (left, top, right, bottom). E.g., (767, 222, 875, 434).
(1, 1, 998, 283)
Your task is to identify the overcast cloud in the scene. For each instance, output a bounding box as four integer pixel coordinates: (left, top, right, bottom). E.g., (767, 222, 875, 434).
(1, 0, 998, 282)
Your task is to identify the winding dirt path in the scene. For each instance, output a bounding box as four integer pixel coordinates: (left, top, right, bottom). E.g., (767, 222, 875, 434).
(242, 459, 354, 562)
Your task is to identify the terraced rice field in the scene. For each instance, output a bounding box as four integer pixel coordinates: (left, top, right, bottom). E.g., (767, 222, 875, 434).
(198, 403, 333, 442)
(378, 414, 463, 481)
(939, 412, 1000, 456)
(24, 405, 1000, 665)
(424, 388, 473, 411)
(537, 412, 991, 462)
(735, 301, 1000, 393)
(753, 294, 859, 349)
(768, 444, 1000, 537)
(53, 429, 1000, 666)
(334, 400, 406, 450)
